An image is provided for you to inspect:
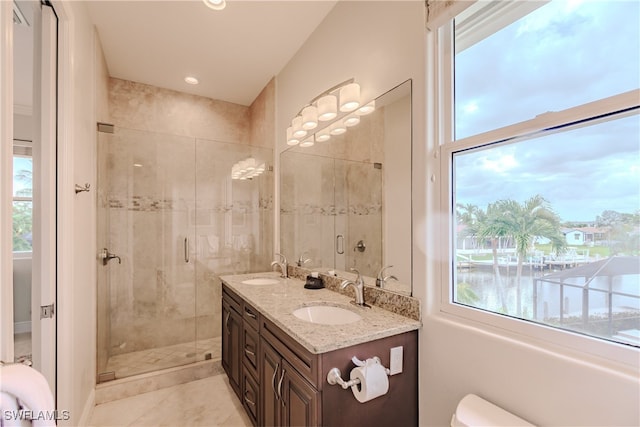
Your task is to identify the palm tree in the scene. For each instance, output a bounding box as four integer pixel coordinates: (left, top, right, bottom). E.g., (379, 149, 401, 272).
(491, 195, 565, 316)
(457, 203, 509, 312)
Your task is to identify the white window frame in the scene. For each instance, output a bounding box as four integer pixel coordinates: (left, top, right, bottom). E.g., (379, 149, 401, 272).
(434, 13, 640, 368)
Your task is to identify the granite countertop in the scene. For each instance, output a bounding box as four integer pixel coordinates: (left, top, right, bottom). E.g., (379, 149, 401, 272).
(220, 271, 421, 354)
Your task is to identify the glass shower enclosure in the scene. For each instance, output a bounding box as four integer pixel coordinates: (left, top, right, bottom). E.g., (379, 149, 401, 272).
(97, 125, 273, 381)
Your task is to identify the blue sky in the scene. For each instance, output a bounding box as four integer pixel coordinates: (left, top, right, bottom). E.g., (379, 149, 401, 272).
(13, 156, 32, 197)
(454, 0, 640, 222)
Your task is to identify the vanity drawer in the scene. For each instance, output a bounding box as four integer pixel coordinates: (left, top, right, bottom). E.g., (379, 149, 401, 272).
(242, 370, 259, 426)
(243, 324, 260, 377)
(223, 284, 242, 314)
(261, 317, 320, 388)
(243, 302, 260, 330)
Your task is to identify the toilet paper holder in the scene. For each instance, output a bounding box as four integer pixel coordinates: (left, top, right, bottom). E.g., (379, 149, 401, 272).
(326, 356, 390, 389)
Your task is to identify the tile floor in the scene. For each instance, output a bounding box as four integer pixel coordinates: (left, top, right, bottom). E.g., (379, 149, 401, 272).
(89, 374, 251, 427)
(105, 337, 221, 379)
(14, 332, 32, 365)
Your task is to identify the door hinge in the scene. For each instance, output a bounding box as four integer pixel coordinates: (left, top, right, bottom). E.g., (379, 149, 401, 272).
(40, 304, 55, 319)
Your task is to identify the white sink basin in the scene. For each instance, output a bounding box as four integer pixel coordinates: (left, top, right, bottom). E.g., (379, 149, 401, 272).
(293, 305, 361, 325)
(241, 278, 280, 285)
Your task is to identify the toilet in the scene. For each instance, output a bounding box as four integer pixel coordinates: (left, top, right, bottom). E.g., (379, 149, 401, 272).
(451, 394, 535, 427)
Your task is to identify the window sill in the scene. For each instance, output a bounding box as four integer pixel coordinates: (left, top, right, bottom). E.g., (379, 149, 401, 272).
(438, 302, 640, 372)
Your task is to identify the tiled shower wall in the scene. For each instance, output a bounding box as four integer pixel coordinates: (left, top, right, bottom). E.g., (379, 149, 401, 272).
(97, 78, 274, 376)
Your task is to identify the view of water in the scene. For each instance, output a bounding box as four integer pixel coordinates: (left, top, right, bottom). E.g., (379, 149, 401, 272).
(456, 266, 640, 321)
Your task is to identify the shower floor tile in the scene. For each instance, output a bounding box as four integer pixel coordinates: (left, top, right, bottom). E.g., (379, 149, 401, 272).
(105, 337, 221, 379)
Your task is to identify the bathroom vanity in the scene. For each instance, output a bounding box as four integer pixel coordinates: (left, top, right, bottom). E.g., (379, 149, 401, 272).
(221, 272, 420, 427)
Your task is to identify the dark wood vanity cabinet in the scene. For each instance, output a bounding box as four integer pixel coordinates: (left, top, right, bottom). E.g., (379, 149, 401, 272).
(222, 283, 418, 427)
(223, 286, 263, 426)
(221, 288, 242, 398)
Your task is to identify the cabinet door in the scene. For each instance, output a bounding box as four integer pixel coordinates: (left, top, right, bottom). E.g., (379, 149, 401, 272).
(222, 300, 242, 397)
(260, 340, 282, 427)
(281, 360, 320, 427)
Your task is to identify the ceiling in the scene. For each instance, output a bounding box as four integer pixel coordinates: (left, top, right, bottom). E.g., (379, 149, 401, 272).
(85, 1, 337, 106)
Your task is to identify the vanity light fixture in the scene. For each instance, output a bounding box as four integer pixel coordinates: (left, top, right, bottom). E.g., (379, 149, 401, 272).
(203, 0, 226, 11)
(231, 157, 266, 180)
(184, 76, 199, 85)
(288, 78, 375, 148)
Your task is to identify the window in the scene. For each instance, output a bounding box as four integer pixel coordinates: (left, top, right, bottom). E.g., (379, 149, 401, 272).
(13, 143, 33, 252)
(440, 0, 640, 351)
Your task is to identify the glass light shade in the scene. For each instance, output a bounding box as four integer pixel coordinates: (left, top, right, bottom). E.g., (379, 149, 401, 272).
(286, 127, 300, 146)
(329, 120, 347, 136)
(203, 0, 226, 10)
(344, 114, 360, 127)
(316, 128, 331, 142)
(301, 105, 318, 130)
(292, 116, 307, 139)
(184, 76, 199, 85)
(317, 95, 338, 121)
(300, 136, 315, 148)
(339, 82, 360, 112)
(356, 100, 375, 116)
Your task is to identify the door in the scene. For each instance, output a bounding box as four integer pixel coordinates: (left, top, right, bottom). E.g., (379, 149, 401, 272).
(335, 159, 383, 278)
(260, 339, 281, 427)
(1, 0, 58, 396)
(221, 299, 241, 397)
(97, 126, 197, 380)
(281, 360, 320, 427)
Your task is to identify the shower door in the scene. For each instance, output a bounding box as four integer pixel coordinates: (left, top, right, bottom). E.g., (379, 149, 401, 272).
(97, 127, 197, 379)
(335, 159, 383, 278)
(279, 152, 382, 277)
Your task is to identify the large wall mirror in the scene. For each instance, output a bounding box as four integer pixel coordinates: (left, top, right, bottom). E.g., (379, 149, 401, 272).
(280, 79, 412, 295)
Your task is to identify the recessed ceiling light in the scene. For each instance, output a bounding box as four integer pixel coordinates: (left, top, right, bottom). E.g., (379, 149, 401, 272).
(203, 0, 226, 11)
(184, 76, 199, 85)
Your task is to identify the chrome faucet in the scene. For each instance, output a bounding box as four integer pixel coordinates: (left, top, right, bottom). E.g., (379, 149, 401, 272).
(376, 265, 398, 288)
(270, 253, 288, 278)
(340, 268, 366, 306)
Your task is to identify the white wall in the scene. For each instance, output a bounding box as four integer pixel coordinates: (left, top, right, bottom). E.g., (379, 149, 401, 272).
(383, 94, 412, 284)
(52, 0, 101, 424)
(277, 1, 639, 426)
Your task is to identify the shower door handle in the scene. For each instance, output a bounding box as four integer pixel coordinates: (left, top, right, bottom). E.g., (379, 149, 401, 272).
(336, 234, 345, 255)
(184, 237, 189, 263)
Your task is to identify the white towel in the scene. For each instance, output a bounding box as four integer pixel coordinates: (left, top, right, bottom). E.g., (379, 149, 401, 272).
(0, 365, 55, 427)
(1, 390, 29, 427)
